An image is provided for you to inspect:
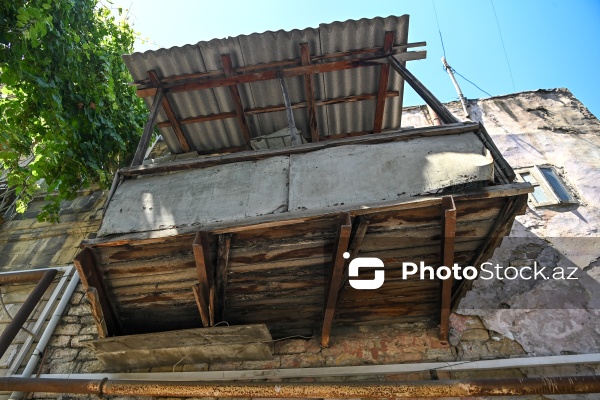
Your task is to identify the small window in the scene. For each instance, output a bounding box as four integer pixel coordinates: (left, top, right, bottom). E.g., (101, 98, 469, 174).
(515, 166, 576, 207)
(515, 165, 577, 207)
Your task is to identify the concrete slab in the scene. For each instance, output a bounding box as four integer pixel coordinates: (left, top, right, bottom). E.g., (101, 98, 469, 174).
(98, 157, 290, 237)
(288, 133, 493, 211)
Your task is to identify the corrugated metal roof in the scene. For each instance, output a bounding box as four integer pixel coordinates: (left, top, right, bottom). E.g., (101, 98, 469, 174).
(123, 15, 416, 155)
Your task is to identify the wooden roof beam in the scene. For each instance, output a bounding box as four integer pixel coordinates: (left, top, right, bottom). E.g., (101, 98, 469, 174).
(156, 92, 400, 129)
(439, 195, 456, 344)
(221, 54, 252, 149)
(372, 32, 395, 134)
(193, 231, 215, 327)
(321, 212, 352, 348)
(132, 41, 427, 86)
(137, 50, 426, 98)
(148, 70, 191, 153)
(74, 247, 122, 336)
(300, 43, 319, 142)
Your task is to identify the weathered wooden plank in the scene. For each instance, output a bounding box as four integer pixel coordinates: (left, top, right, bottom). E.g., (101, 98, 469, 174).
(221, 54, 251, 148)
(130, 88, 164, 167)
(136, 50, 427, 97)
(192, 284, 209, 327)
(73, 247, 121, 335)
(193, 231, 214, 327)
(148, 70, 191, 152)
(300, 42, 319, 142)
(215, 234, 231, 322)
(373, 31, 394, 134)
(321, 213, 352, 348)
(86, 287, 108, 338)
(86, 325, 273, 369)
(439, 196, 457, 343)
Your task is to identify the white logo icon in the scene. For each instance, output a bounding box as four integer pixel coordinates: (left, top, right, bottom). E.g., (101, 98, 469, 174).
(346, 252, 385, 290)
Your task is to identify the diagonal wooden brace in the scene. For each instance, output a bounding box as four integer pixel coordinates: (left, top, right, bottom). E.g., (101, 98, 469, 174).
(193, 231, 215, 327)
(321, 212, 352, 348)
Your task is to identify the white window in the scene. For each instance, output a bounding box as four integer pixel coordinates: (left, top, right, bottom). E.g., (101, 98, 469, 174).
(515, 165, 576, 207)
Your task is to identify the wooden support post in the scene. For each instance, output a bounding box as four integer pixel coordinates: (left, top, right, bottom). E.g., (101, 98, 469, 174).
(86, 287, 108, 338)
(439, 195, 457, 344)
(321, 212, 352, 348)
(215, 234, 231, 323)
(300, 43, 319, 143)
(131, 88, 164, 167)
(148, 70, 191, 153)
(373, 32, 395, 134)
(73, 247, 121, 336)
(387, 55, 459, 125)
(221, 54, 252, 149)
(193, 231, 214, 327)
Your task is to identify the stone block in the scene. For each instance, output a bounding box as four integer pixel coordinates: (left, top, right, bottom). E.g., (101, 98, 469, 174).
(280, 353, 324, 368)
(53, 324, 81, 336)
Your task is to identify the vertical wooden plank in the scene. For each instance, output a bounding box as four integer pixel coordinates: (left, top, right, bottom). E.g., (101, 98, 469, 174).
(73, 247, 121, 335)
(192, 284, 210, 327)
(148, 70, 191, 153)
(215, 234, 231, 323)
(339, 217, 370, 297)
(321, 212, 352, 348)
(221, 54, 252, 149)
(86, 287, 108, 338)
(193, 231, 214, 327)
(373, 32, 395, 134)
(439, 195, 457, 344)
(131, 88, 164, 167)
(300, 43, 319, 143)
(388, 55, 459, 125)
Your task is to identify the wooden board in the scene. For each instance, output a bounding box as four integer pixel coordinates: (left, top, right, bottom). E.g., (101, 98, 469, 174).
(85, 324, 272, 369)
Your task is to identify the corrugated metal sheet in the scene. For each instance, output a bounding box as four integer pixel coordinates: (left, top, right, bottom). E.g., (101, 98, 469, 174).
(123, 15, 412, 154)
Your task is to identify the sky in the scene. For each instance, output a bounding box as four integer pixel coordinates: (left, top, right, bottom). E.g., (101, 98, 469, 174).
(109, 0, 600, 118)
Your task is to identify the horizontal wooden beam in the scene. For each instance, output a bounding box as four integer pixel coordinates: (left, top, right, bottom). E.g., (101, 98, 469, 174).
(136, 50, 426, 98)
(132, 42, 427, 86)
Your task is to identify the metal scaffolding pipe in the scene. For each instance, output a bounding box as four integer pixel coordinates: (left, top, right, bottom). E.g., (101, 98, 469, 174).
(0, 269, 57, 358)
(0, 376, 599, 398)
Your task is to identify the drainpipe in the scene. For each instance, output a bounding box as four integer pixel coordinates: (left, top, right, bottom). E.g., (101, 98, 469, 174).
(0, 376, 599, 398)
(10, 271, 80, 400)
(0, 269, 57, 358)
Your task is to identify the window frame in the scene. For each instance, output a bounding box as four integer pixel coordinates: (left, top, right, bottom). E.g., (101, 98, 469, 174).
(515, 165, 577, 207)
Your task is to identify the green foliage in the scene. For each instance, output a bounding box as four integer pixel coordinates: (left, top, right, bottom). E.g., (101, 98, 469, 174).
(0, 0, 146, 221)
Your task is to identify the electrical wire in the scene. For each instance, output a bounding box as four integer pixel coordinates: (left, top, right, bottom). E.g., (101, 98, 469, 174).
(490, 0, 516, 92)
(431, 0, 447, 60)
(451, 68, 493, 97)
